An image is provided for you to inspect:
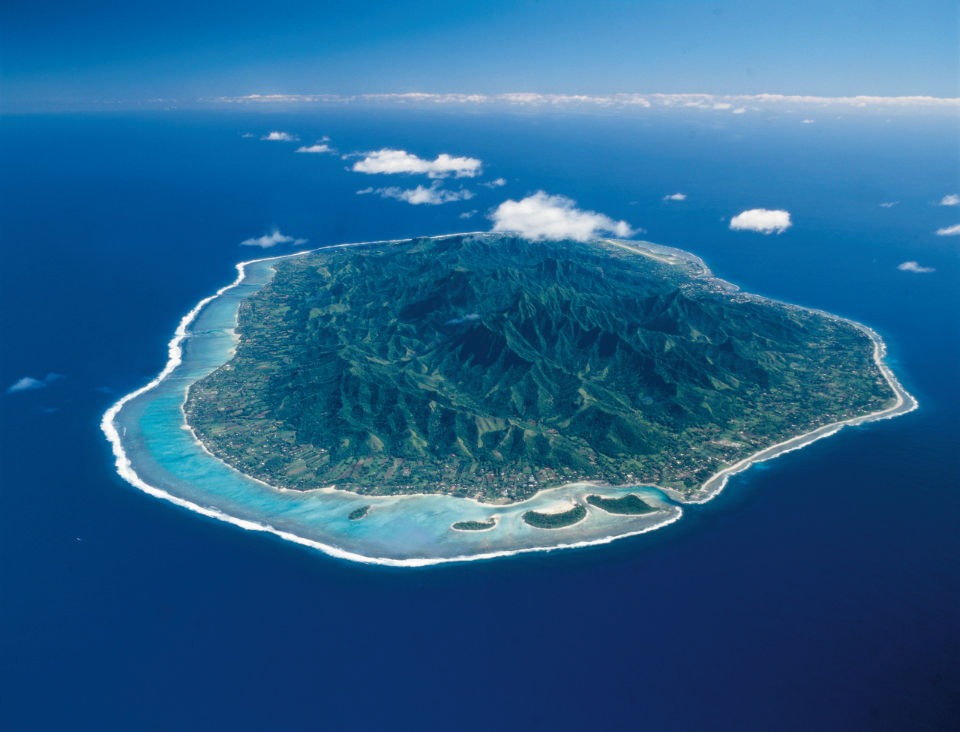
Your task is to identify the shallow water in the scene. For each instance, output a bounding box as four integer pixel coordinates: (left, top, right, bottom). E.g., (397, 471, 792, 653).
(111, 246, 684, 565)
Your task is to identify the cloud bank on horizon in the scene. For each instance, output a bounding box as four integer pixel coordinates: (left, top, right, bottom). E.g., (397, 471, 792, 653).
(490, 192, 633, 242)
(240, 229, 308, 248)
(218, 92, 960, 114)
(352, 149, 482, 178)
(730, 209, 792, 234)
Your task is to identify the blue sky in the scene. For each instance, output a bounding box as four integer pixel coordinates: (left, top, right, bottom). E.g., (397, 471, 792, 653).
(1, 0, 957, 111)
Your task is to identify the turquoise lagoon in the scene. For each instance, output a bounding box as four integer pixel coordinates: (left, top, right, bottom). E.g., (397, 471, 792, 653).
(104, 240, 682, 566)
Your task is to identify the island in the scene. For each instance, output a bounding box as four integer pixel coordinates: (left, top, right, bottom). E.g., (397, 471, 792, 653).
(586, 494, 655, 515)
(451, 518, 498, 532)
(348, 505, 370, 521)
(100, 232, 916, 565)
(522, 504, 588, 529)
(184, 233, 897, 506)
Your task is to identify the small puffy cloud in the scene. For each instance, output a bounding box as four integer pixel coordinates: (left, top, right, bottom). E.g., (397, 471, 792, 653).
(482, 178, 507, 188)
(352, 149, 482, 178)
(296, 142, 333, 154)
(939, 194, 959, 206)
(490, 191, 634, 242)
(879, 201, 899, 208)
(732, 107, 747, 114)
(240, 229, 308, 248)
(459, 210, 478, 219)
(713, 102, 732, 110)
(241, 132, 256, 138)
(663, 193, 687, 201)
(897, 261, 935, 273)
(729, 208, 792, 234)
(801, 119, 815, 124)
(444, 313, 481, 326)
(360, 181, 474, 205)
(261, 131, 298, 142)
(7, 373, 63, 394)
(936, 224, 960, 236)
(7, 377, 46, 394)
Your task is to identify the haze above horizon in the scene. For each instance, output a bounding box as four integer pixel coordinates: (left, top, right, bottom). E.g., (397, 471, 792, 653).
(1, 0, 957, 113)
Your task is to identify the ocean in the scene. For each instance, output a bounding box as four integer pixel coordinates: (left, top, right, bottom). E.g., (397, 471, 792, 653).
(1, 107, 958, 730)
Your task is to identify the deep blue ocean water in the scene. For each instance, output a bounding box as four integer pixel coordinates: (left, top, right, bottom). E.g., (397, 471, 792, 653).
(1, 108, 958, 730)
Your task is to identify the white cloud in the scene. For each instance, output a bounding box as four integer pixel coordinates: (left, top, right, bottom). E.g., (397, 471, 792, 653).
(490, 192, 634, 242)
(482, 178, 507, 188)
(936, 224, 960, 236)
(459, 210, 478, 219)
(241, 132, 256, 138)
(729, 209, 792, 234)
(7, 373, 63, 394)
(214, 93, 960, 113)
(261, 131, 298, 142)
(360, 181, 474, 205)
(296, 142, 333, 154)
(7, 377, 46, 394)
(444, 313, 481, 326)
(240, 229, 308, 248)
(663, 192, 687, 201)
(879, 201, 900, 208)
(939, 194, 960, 206)
(351, 149, 482, 178)
(801, 119, 815, 124)
(897, 261, 935, 273)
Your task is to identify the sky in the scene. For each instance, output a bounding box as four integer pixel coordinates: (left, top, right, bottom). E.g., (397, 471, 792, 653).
(1, 0, 958, 112)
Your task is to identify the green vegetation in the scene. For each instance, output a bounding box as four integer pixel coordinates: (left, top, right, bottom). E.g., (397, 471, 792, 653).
(348, 505, 370, 520)
(522, 504, 588, 529)
(451, 518, 497, 531)
(185, 234, 896, 502)
(586, 494, 655, 515)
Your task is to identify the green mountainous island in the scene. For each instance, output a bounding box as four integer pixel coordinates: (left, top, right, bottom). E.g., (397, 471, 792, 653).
(184, 234, 896, 504)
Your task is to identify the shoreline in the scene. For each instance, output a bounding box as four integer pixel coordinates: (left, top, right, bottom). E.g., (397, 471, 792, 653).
(661, 317, 917, 505)
(450, 516, 500, 533)
(102, 233, 917, 567)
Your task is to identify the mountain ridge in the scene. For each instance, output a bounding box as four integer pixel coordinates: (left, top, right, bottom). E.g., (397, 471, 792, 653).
(184, 234, 895, 501)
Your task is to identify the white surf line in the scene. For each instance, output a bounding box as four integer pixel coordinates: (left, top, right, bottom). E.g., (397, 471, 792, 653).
(671, 321, 917, 506)
(603, 236, 918, 507)
(102, 233, 916, 566)
(103, 232, 683, 567)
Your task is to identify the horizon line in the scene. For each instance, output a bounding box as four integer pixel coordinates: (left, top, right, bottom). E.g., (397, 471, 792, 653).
(6, 90, 958, 116)
(211, 91, 960, 108)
